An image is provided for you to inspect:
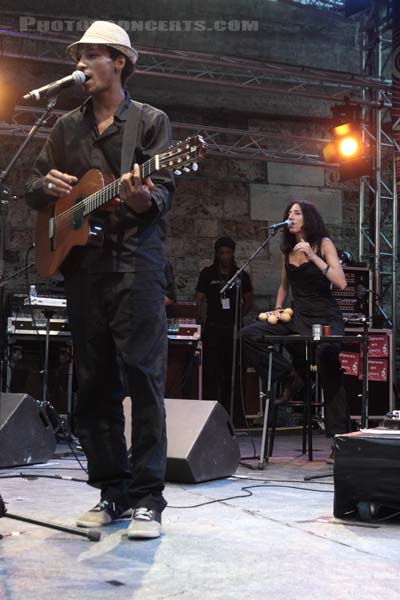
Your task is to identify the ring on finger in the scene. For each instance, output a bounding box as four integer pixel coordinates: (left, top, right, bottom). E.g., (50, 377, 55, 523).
(48, 182, 54, 190)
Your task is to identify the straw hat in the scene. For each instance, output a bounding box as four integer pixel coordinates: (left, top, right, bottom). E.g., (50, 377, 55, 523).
(67, 21, 138, 65)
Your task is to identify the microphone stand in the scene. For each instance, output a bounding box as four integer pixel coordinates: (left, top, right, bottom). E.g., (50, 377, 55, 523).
(0, 97, 58, 401)
(0, 493, 100, 542)
(220, 226, 281, 425)
(0, 98, 89, 544)
(226, 276, 241, 424)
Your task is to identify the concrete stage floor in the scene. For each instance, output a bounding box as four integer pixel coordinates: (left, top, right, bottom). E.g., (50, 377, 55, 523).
(0, 431, 398, 600)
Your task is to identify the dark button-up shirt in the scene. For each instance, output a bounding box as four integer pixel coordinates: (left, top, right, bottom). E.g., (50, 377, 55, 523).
(25, 93, 175, 275)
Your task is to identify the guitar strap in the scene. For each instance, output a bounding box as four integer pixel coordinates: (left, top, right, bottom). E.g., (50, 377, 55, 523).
(121, 99, 144, 175)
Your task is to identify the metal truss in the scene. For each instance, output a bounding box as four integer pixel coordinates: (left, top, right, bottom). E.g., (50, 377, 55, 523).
(0, 29, 392, 108)
(174, 123, 332, 166)
(0, 17, 392, 171)
(0, 20, 392, 168)
(357, 5, 397, 367)
(0, 106, 333, 167)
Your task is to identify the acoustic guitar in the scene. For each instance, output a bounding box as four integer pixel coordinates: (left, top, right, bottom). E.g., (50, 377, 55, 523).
(35, 135, 207, 277)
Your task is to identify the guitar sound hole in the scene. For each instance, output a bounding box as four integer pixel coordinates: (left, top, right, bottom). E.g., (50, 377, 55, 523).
(71, 199, 84, 230)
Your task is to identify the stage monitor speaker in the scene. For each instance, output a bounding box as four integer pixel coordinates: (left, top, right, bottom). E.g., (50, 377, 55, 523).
(123, 397, 241, 483)
(0, 393, 56, 468)
(165, 399, 240, 483)
(333, 430, 400, 519)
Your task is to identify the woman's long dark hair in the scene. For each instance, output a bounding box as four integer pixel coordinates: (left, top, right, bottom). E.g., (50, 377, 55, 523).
(281, 201, 331, 256)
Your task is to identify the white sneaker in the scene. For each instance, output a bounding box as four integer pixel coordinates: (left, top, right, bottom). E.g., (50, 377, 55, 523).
(76, 500, 132, 528)
(127, 507, 162, 539)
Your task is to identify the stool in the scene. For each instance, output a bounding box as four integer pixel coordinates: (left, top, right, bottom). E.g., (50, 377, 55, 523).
(258, 347, 276, 468)
(260, 332, 367, 461)
(268, 363, 322, 461)
(242, 345, 276, 470)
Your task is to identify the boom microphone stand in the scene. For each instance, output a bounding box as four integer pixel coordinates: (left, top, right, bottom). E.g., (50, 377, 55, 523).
(0, 493, 100, 541)
(220, 225, 282, 426)
(0, 100, 79, 541)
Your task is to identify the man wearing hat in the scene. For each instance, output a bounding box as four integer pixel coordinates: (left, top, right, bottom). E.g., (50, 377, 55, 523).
(195, 237, 254, 423)
(25, 21, 175, 538)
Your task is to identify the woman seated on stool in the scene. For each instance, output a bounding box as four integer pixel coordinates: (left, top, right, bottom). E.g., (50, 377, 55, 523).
(241, 201, 351, 449)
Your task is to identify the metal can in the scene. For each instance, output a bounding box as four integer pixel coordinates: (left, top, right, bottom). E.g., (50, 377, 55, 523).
(323, 325, 331, 336)
(312, 324, 323, 338)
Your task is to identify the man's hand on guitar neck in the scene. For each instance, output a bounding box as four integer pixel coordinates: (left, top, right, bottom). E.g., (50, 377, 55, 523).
(119, 163, 154, 214)
(43, 170, 78, 198)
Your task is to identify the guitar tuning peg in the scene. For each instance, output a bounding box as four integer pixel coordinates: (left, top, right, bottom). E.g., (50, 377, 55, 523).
(183, 167, 190, 172)
(192, 162, 199, 172)
(174, 169, 182, 175)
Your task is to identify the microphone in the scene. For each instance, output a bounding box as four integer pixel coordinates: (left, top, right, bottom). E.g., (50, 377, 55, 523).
(267, 219, 293, 230)
(22, 71, 88, 101)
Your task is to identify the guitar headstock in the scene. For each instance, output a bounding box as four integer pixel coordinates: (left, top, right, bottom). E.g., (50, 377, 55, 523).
(158, 135, 207, 175)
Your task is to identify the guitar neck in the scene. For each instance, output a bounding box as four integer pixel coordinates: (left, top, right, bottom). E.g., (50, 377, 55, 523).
(78, 134, 206, 216)
(82, 156, 158, 216)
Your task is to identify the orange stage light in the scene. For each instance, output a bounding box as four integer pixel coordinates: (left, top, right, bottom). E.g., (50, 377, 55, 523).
(338, 136, 360, 158)
(323, 112, 370, 180)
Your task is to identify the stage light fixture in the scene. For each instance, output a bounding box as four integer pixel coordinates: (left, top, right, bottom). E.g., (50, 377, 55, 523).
(323, 103, 370, 181)
(338, 136, 359, 158)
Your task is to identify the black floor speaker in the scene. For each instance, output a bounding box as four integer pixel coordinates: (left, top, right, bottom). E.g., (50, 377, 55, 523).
(333, 430, 400, 518)
(165, 399, 240, 483)
(0, 393, 56, 468)
(123, 397, 241, 483)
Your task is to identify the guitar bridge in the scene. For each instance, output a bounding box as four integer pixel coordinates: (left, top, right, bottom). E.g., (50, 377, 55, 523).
(48, 216, 55, 251)
(48, 217, 55, 240)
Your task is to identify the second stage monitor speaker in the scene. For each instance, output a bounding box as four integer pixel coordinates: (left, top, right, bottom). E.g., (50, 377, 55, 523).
(123, 397, 241, 483)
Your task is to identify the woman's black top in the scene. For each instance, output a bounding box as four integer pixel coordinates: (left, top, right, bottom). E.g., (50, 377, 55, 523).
(285, 241, 344, 333)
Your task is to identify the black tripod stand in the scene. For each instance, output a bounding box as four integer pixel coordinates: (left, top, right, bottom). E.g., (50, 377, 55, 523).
(0, 493, 100, 541)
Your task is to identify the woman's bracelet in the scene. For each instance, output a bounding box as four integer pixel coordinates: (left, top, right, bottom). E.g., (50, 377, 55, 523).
(274, 306, 283, 310)
(321, 265, 330, 276)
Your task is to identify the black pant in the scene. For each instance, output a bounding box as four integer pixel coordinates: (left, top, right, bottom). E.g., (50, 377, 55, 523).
(202, 326, 233, 405)
(64, 270, 167, 512)
(202, 324, 244, 424)
(240, 319, 350, 436)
